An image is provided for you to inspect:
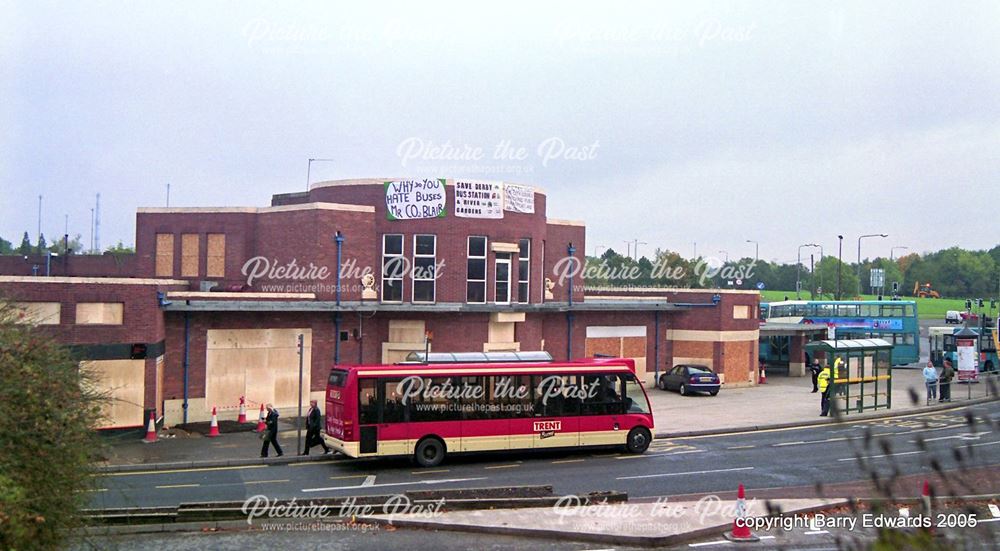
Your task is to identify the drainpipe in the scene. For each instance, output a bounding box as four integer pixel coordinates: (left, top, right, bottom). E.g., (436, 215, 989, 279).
(654, 310, 660, 382)
(334, 231, 344, 365)
(566, 242, 576, 360)
(182, 311, 190, 424)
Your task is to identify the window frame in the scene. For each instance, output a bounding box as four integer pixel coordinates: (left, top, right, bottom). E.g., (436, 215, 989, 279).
(517, 238, 530, 303)
(381, 234, 405, 303)
(467, 236, 488, 304)
(411, 234, 437, 304)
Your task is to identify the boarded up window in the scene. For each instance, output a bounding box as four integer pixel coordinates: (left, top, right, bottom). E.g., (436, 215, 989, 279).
(181, 234, 199, 277)
(733, 305, 750, 319)
(206, 234, 226, 277)
(80, 359, 145, 428)
(12, 302, 61, 325)
(76, 302, 124, 325)
(155, 234, 174, 277)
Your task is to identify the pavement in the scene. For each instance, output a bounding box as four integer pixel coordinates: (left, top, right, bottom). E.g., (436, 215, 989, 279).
(99, 366, 995, 472)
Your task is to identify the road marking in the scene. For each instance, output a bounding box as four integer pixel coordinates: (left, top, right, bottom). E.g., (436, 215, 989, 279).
(302, 476, 487, 493)
(838, 451, 922, 462)
(804, 530, 829, 535)
(773, 441, 805, 447)
(105, 465, 266, 477)
(758, 536, 776, 540)
(669, 450, 706, 455)
(552, 459, 585, 464)
(615, 454, 647, 460)
(915, 431, 990, 443)
(155, 483, 199, 489)
(86, 488, 108, 492)
(245, 479, 290, 485)
(774, 437, 848, 447)
(688, 540, 729, 547)
(968, 440, 1000, 448)
(617, 466, 753, 481)
(289, 460, 337, 467)
(484, 464, 520, 470)
(727, 445, 755, 450)
(361, 475, 376, 487)
(330, 474, 372, 480)
(411, 469, 450, 475)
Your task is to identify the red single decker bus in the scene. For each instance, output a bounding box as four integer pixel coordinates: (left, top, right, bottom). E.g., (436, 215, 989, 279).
(323, 352, 655, 467)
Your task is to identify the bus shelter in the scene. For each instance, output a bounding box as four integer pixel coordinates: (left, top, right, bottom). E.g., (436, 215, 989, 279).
(805, 338, 893, 415)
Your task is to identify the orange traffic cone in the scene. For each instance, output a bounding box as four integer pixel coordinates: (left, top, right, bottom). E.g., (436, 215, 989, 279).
(207, 406, 221, 437)
(256, 403, 266, 432)
(758, 364, 767, 384)
(237, 396, 248, 423)
(725, 483, 760, 542)
(142, 411, 158, 443)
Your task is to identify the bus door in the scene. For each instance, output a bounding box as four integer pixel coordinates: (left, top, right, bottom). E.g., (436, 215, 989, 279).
(358, 378, 379, 454)
(378, 379, 410, 456)
(516, 374, 579, 449)
(578, 373, 630, 446)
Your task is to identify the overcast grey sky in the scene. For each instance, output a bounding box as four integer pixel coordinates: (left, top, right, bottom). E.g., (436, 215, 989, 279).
(2, 1, 998, 263)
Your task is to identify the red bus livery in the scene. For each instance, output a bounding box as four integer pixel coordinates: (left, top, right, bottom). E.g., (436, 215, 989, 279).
(323, 356, 655, 467)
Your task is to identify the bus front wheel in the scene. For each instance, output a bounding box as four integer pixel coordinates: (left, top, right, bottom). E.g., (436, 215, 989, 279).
(626, 426, 652, 454)
(414, 437, 446, 468)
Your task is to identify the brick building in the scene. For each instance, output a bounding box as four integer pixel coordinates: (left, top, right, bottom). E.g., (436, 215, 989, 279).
(0, 178, 760, 428)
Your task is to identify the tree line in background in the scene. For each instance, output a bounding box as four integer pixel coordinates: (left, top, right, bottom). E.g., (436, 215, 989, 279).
(0, 232, 134, 256)
(585, 244, 1000, 299)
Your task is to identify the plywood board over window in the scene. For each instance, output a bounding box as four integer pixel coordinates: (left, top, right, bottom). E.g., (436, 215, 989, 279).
(206, 234, 226, 277)
(75, 302, 124, 325)
(155, 233, 174, 277)
(181, 233, 199, 277)
(733, 305, 750, 319)
(12, 302, 61, 325)
(205, 329, 311, 415)
(80, 359, 145, 428)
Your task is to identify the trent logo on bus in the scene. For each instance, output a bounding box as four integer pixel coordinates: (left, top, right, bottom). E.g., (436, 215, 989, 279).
(533, 420, 561, 432)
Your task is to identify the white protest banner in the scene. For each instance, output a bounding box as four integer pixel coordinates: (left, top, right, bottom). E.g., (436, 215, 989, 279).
(454, 180, 503, 219)
(503, 183, 534, 214)
(384, 179, 446, 220)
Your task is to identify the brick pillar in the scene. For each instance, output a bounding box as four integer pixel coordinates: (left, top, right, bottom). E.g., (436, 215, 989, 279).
(788, 335, 806, 376)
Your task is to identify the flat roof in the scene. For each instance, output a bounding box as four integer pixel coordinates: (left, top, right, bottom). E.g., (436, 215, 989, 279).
(759, 323, 830, 336)
(161, 299, 705, 313)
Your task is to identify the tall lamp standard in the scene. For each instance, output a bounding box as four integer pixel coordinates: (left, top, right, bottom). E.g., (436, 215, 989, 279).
(305, 158, 336, 191)
(797, 243, 819, 299)
(745, 239, 758, 262)
(837, 235, 843, 300)
(857, 234, 888, 297)
(890, 246, 908, 261)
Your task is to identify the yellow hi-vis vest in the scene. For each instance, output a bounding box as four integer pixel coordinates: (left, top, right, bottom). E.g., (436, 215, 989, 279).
(818, 367, 832, 392)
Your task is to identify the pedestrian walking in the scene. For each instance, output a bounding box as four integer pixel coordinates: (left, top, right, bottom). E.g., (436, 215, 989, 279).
(939, 358, 954, 402)
(809, 359, 822, 393)
(302, 399, 332, 455)
(922, 361, 938, 405)
(260, 403, 283, 457)
(818, 364, 832, 416)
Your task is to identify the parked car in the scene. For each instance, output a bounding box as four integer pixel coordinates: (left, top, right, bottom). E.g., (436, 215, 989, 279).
(657, 364, 720, 396)
(945, 311, 962, 324)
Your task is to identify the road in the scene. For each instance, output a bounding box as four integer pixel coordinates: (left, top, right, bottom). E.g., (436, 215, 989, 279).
(90, 400, 1000, 510)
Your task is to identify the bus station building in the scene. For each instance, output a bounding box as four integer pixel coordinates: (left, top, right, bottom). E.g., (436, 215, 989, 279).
(0, 178, 760, 428)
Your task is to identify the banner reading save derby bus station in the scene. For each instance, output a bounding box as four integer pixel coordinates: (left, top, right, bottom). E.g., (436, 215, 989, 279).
(385, 179, 537, 220)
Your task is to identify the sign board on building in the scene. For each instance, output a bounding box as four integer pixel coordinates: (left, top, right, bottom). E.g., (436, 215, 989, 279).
(504, 184, 535, 214)
(454, 180, 504, 218)
(384, 179, 447, 220)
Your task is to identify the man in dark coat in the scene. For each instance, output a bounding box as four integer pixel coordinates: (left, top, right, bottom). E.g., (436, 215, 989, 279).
(260, 403, 283, 457)
(302, 399, 332, 455)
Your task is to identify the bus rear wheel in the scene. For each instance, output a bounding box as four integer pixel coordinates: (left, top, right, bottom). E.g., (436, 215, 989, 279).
(625, 426, 652, 454)
(414, 437, 446, 468)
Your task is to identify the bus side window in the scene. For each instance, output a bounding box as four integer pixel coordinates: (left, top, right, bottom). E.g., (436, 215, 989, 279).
(382, 379, 406, 423)
(359, 378, 378, 425)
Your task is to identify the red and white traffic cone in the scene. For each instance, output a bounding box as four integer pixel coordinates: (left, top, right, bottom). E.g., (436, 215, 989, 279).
(237, 396, 248, 424)
(758, 365, 768, 384)
(256, 404, 266, 433)
(922, 480, 934, 535)
(207, 406, 221, 437)
(725, 483, 760, 542)
(142, 411, 158, 443)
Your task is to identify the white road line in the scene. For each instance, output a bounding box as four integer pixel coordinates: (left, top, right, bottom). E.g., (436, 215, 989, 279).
(361, 475, 376, 487)
(804, 530, 829, 535)
(302, 476, 488, 493)
(727, 445, 755, 450)
(838, 451, 922, 462)
(759, 536, 776, 540)
(915, 431, 990, 443)
(688, 540, 730, 547)
(617, 466, 753, 481)
(774, 437, 848, 447)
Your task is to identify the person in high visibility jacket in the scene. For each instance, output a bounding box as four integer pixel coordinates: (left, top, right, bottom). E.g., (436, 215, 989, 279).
(818, 364, 833, 417)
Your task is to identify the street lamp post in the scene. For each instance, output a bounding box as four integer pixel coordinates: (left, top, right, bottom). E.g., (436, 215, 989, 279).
(746, 239, 758, 262)
(857, 234, 888, 297)
(837, 235, 843, 300)
(797, 243, 819, 299)
(890, 246, 908, 261)
(305, 158, 336, 191)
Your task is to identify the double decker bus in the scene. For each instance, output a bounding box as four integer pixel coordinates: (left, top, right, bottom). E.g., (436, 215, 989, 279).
(323, 353, 655, 467)
(763, 300, 920, 365)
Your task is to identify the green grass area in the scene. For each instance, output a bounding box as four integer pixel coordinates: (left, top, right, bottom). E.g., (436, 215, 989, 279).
(759, 290, 981, 320)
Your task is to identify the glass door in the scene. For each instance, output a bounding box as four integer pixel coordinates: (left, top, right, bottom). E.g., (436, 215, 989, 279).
(495, 256, 511, 304)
